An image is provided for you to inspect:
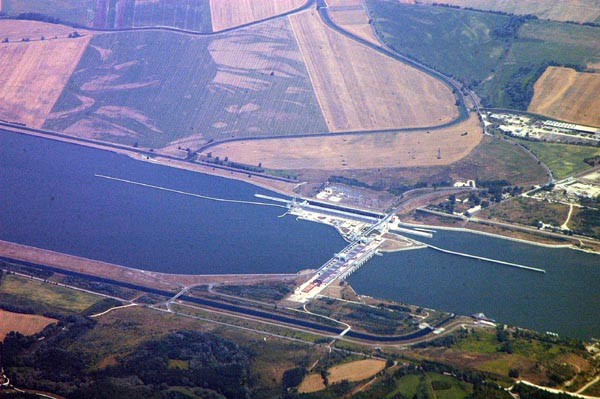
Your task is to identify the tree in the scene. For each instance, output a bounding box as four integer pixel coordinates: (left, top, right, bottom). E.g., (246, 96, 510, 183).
(282, 367, 306, 389)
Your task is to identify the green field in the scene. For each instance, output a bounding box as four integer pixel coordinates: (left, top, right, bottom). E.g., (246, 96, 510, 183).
(44, 19, 327, 148)
(1, 0, 95, 26)
(365, 2, 600, 109)
(128, 0, 212, 32)
(427, 372, 472, 399)
(516, 139, 600, 179)
(480, 196, 570, 227)
(1, 0, 212, 32)
(0, 274, 101, 312)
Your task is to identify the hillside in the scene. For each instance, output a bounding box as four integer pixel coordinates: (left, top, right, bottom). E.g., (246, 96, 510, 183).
(288, 9, 459, 132)
(366, 1, 600, 110)
(417, 0, 600, 23)
(529, 67, 600, 127)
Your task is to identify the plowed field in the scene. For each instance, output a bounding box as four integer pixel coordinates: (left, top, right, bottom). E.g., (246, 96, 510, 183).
(529, 66, 600, 127)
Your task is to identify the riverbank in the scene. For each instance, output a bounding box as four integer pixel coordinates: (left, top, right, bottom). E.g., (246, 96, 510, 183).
(403, 209, 600, 254)
(5, 124, 598, 254)
(0, 240, 306, 291)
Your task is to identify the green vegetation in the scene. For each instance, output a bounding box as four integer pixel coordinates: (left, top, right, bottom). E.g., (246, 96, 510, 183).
(516, 139, 600, 179)
(306, 297, 429, 336)
(3, 326, 252, 399)
(1, 0, 95, 26)
(45, 22, 326, 148)
(571, 207, 600, 239)
(366, 1, 511, 85)
(365, 1, 600, 109)
(2, 0, 211, 32)
(480, 196, 570, 227)
(125, 0, 211, 32)
(0, 273, 100, 313)
(214, 282, 294, 302)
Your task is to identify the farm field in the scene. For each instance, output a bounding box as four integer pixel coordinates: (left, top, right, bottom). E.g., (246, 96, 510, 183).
(209, 112, 482, 170)
(209, 0, 305, 32)
(327, 358, 386, 383)
(298, 358, 386, 393)
(366, 1, 600, 109)
(288, 10, 458, 132)
(529, 67, 600, 127)
(328, 0, 380, 45)
(0, 309, 57, 340)
(418, 0, 600, 23)
(0, 274, 100, 313)
(298, 373, 326, 393)
(516, 139, 600, 180)
(1, 0, 212, 31)
(44, 18, 326, 148)
(129, 0, 212, 32)
(0, 21, 91, 128)
(0, 0, 95, 27)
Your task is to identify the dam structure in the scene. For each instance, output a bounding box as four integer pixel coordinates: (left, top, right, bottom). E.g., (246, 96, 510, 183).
(257, 194, 547, 304)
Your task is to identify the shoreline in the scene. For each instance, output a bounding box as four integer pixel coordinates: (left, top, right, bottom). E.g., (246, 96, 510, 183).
(0, 240, 305, 291)
(3, 124, 599, 258)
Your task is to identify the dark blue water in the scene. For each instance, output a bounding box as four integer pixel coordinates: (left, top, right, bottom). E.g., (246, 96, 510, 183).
(2, 130, 599, 339)
(348, 231, 600, 339)
(0, 131, 345, 274)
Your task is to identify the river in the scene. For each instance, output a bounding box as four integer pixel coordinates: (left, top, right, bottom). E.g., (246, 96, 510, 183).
(1, 129, 599, 339)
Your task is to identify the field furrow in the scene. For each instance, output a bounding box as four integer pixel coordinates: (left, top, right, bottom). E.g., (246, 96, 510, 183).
(0, 21, 91, 128)
(529, 67, 600, 127)
(209, 0, 305, 32)
(288, 10, 458, 132)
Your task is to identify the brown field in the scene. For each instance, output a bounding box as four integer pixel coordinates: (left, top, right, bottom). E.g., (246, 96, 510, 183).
(288, 10, 458, 132)
(329, 0, 380, 45)
(209, 0, 305, 32)
(0, 21, 91, 127)
(0, 309, 57, 340)
(417, 0, 600, 23)
(328, 358, 386, 383)
(0, 19, 89, 42)
(210, 112, 482, 170)
(528, 67, 600, 127)
(298, 373, 326, 393)
(298, 359, 386, 393)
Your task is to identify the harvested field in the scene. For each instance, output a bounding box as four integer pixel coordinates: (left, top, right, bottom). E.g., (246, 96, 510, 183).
(329, 0, 380, 45)
(288, 10, 458, 132)
(417, 0, 600, 23)
(298, 373, 326, 393)
(210, 112, 482, 170)
(0, 22, 91, 128)
(0, 19, 89, 42)
(298, 359, 386, 393)
(0, 309, 57, 340)
(46, 19, 326, 148)
(209, 0, 305, 32)
(528, 67, 600, 127)
(328, 359, 386, 382)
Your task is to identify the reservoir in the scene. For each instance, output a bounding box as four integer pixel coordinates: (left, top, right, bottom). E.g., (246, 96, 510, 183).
(1, 130, 599, 339)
